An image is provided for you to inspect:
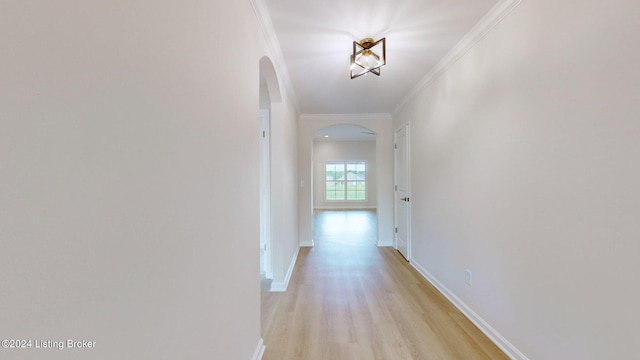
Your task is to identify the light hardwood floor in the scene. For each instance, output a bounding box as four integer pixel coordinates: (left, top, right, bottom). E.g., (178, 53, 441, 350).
(261, 210, 508, 360)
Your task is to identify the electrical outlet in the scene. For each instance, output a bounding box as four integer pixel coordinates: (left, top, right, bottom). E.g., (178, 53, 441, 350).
(465, 269, 472, 286)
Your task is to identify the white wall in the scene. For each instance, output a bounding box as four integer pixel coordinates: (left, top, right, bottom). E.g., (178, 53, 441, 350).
(257, 54, 300, 292)
(268, 99, 299, 290)
(393, 0, 640, 359)
(0, 1, 298, 359)
(313, 140, 377, 209)
(298, 115, 393, 247)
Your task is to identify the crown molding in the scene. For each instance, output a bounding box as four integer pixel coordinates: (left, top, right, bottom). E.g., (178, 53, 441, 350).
(300, 113, 392, 122)
(250, 0, 300, 114)
(392, 0, 523, 116)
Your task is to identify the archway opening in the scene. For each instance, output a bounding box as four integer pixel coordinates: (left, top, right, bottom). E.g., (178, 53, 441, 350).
(258, 56, 281, 283)
(312, 124, 378, 246)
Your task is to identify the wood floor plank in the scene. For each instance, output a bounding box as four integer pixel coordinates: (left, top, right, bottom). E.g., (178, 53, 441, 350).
(261, 210, 508, 360)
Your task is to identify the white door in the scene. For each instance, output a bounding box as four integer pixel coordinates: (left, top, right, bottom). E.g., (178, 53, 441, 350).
(259, 109, 272, 279)
(395, 124, 410, 261)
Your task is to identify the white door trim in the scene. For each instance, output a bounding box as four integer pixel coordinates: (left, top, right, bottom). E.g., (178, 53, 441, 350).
(259, 109, 273, 279)
(394, 123, 411, 261)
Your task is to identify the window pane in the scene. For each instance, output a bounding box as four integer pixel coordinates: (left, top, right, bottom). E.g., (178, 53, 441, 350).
(326, 163, 344, 201)
(346, 162, 364, 181)
(326, 189, 333, 200)
(347, 181, 356, 200)
(326, 179, 344, 200)
(326, 163, 340, 181)
(347, 162, 365, 200)
(334, 181, 345, 200)
(357, 182, 365, 191)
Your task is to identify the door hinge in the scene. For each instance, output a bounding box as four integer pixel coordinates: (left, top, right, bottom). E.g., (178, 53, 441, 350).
(395, 185, 397, 191)
(395, 227, 398, 234)
(262, 131, 266, 138)
(394, 143, 397, 149)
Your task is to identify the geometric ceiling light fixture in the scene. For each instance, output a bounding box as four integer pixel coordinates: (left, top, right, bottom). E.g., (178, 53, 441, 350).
(350, 37, 386, 79)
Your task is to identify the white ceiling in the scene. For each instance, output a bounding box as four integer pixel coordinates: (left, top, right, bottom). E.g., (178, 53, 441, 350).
(261, 0, 500, 114)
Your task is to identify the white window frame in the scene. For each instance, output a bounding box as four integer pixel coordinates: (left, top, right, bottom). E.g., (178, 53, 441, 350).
(325, 161, 367, 201)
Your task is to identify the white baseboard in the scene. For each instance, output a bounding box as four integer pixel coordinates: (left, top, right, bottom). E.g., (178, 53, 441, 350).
(313, 206, 377, 210)
(270, 246, 300, 292)
(410, 260, 529, 360)
(300, 239, 314, 247)
(376, 240, 394, 247)
(251, 338, 265, 360)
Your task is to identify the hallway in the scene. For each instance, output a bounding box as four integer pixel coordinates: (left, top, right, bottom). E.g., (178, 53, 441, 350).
(261, 210, 508, 359)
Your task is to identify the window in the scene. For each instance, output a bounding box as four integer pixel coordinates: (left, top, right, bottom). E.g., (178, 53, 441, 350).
(325, 161, 366, 201)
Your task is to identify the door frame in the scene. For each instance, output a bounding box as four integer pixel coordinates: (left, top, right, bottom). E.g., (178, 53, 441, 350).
(394, 123, 411, 260)
(260, 109, 273, 279)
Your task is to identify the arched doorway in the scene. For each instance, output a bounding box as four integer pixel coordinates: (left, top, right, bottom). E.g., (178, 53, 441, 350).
(311, 124, 379, 247)
(312, 125, 377, 210)
(297, 114, 395, 250)
(258, 56, 281, 281)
